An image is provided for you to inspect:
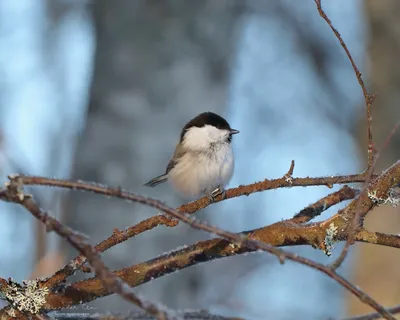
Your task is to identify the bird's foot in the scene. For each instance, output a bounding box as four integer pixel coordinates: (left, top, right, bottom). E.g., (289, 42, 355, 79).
(208, 187, 226, 203)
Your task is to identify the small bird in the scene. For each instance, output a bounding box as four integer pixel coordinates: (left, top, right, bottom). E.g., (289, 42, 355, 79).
(144, 112, 239, 201)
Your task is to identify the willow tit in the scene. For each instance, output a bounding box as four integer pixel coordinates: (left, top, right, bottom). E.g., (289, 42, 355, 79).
(144, 112, 239, 200)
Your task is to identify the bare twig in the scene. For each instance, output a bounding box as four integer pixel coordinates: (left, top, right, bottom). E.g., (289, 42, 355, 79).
(330, 158, 377, 270)
(0, 180, 176, 320)
(291, 185, 358, 224)
(17, 171, 370, 216)
(381, 118, 400, 151)
(314, 0, 375, 168)
(332, 115, 400, 269)
(341, 304, 400, 320)
(314, 0, 400, 272)
(45, 215, 178, 288)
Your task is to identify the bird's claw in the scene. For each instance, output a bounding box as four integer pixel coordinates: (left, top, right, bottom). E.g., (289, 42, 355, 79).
(208, 187, 226, 203)
(208, 194, 216, 203)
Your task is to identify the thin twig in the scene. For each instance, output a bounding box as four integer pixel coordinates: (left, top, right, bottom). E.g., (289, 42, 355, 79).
(341, 304, 400, 320)
(331, 116, 400, 269)
(45, 215, 177, 288)
(314, 0, 375, 168)
(0, 181, 176, 320)
(291, 185, 358, 224)
(17, 170, 370, 216)
(381, 118, 400, 151)
(330, 157, 377, 270)
(314, 0, 400, 271)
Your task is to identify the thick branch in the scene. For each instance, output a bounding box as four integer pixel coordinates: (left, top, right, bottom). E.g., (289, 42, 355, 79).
(40, 229, 395, 319)
(354, 230, 400, 249)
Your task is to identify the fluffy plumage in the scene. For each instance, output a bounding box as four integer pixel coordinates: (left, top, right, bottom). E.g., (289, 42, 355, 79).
(144, 112, 238, 199)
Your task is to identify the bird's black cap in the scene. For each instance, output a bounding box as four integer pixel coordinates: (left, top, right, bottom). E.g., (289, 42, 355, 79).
(180, 112, 238, 141)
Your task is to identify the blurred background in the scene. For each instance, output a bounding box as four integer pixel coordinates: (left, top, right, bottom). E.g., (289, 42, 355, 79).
(0, 0, 399, 319)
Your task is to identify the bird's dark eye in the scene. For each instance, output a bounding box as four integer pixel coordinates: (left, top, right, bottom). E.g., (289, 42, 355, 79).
(227, 134, 232, 143)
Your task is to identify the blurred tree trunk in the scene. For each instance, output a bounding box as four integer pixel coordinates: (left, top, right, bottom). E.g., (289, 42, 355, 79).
(66, 0, 241, 313)
(350, 0, 400, 316)
(0, 0, 90, 296)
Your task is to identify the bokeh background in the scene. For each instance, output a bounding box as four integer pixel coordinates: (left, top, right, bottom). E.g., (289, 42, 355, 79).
(0, 0, 399, 319)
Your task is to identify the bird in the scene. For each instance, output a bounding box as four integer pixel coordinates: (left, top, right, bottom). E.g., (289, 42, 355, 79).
(144, 112, 239, 201)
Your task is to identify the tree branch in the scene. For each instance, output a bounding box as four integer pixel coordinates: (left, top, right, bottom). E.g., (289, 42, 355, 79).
(15, 161, 400, 319)
(314, 0, 375, 168)
(0, 180, 176, 320)
(342, 304, 400, 320)
(45, 215, 178, 289)
(17, 170, 370, 216)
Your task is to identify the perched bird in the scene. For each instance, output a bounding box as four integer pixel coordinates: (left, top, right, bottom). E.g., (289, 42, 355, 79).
(144, 112, 239, 200)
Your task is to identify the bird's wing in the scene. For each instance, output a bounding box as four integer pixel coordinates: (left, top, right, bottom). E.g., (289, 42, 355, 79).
(166, 143, 185, 174)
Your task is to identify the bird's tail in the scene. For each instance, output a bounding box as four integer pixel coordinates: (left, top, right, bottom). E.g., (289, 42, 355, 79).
(143, 174, 168, 187)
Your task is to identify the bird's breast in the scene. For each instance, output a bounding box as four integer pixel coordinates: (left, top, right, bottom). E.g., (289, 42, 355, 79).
(168, 144, 234, 199)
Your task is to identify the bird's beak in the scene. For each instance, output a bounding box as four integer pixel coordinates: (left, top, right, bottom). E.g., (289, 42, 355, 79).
(230, 129, 240, 135)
